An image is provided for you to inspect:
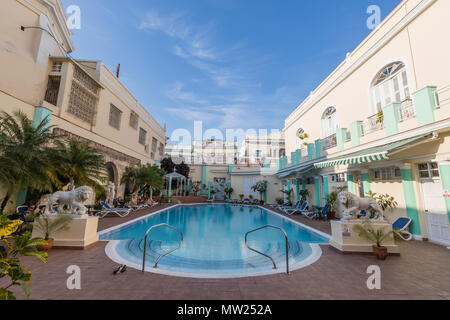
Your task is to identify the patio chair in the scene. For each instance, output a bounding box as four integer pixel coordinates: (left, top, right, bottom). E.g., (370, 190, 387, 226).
(242, 198, 251, 204)
(302, 205, 330, 220)
(278, 201, 300, 211)
(284, 201, 308, 216)
(251, 199, 259, 205)
(98, 202, 133, 218)
(392, 217, 413, 241)
(270, 201, 290, 209)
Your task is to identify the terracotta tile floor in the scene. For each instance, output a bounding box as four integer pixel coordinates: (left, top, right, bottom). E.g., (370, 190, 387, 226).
(2, 204, 449, 300)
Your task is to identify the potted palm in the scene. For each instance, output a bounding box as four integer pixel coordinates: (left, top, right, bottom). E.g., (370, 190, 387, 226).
(33, 215, 73, 251)
(239, 194, 245, 202)
(224, 186, 234, 201)
(325, 191, 338, 220)
(251, 181, 268, 205)
(353, 222, 394, 260)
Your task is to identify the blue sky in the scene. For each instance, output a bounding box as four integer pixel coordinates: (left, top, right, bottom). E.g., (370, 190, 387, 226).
(62, 0, 400, 140)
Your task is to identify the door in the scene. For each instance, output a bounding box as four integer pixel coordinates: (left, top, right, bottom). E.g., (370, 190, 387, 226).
(420, 177, 450, 245)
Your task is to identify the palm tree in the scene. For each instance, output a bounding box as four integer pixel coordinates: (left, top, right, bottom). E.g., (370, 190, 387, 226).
(0, 111, 60, 212)
(121, 164, 165, 197)
(51, 139, 107, 191)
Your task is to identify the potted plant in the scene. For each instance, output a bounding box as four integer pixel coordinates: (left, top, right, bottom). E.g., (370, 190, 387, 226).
(366, 191, 398, 218)
(325, 191, 338, 220)
(33, 214, 73, 251)
(275, 198, 284, 205)
(224, 186, 234, 201)
(251, 180, 268, 205)
(239, 194, 245, 202)
(281, 188, 293, 206)
(353, 222, 394, 260)
(249, 194, 254, 201)
(299, 189, 309, 204)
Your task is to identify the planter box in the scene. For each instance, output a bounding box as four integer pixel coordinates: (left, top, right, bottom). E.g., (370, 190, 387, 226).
(330, 220, 400, 255)
(32, 215, 99, 249)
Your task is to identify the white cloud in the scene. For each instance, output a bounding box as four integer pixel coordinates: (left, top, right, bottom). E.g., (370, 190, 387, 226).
(166, 81, 208, 104)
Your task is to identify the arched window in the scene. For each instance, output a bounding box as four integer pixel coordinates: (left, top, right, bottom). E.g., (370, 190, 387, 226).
(321, 107, 338, 138)
(371, 62, 410, 114)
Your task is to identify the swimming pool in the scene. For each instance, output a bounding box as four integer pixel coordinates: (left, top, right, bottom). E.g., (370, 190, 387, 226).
(99, 204, 330, 278)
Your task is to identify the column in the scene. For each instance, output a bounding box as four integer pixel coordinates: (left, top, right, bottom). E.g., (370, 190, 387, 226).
(291, 152, 296, 166)
(336, 128, 347, 151)
(412, 86, 437, 126)
(263, 181, 267, 204)
(437, 160, 450, 223)
(350, 121, 363, 147)
(322, 175, 329, 202)
(383, 103, 401, 136)
(168, 177, 173, 203)
(296, 179, 301, 203)
(315, 139, 323, 159)
(400, 164, 422, 236)
(347, 173, 355, 195)
(208, 182, 212, 200)
(361, 169, 371, 197)
(295, 149, 301, 165)
(287, 180, 292, 203)
(307, 144, 315, 161)
(314, 177, 321, 207)
(201, 165, 207, 195)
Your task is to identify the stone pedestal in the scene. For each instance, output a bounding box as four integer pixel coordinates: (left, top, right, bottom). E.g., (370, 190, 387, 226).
(330, 220, 400, 255)
(32, 215, 99, 249)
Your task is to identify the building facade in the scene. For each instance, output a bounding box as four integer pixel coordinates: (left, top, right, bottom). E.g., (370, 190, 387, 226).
(278, 0, 450, 245)
(0, 0, 166, 206)
(240, 131, 286, 168)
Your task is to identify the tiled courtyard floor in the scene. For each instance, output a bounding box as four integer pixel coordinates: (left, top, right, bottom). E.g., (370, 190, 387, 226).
(2, 204, 449, 300)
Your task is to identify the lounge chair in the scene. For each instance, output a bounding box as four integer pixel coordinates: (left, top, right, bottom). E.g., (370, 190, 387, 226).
(242, 198, 251, 204)
(270, 201, 290, 209)
(392, 217, 413, 241)
(251, 199, 259, 205)
(278, 201, 300, 211)
(302, 205, 330, 220)
(98, 202, 133, 218)
(284, 202, 308, 215)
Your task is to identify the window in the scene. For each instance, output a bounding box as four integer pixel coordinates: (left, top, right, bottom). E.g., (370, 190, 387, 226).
(68, 66, 100, 124)
(129, 112, 138, 129)
(152, 137, 157, 152)
(321, 107, 338, 138)
(139, 128, 147, 145)
(109, 105, 122, 130)
(418, 162, 440, 179)
(330, 173, 346, 183)
(44, 76, 61, 106)
(51, 62, 62, 73)
(371, 62, 410, 114)
(159, 143, 165, 156)
(372, 166, 402, 181)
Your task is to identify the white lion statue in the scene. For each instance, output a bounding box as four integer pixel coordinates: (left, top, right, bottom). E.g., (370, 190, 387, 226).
(338, 191, 384, 221)
(47, 186, 94, 215)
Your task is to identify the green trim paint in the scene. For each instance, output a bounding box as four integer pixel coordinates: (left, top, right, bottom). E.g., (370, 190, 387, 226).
(307, 144, 315, 161)
(383, 103, 400, 136)
(362, 173, 371, 197)
(302, 179, 306, 191)
(438, 163, 450, 223)
(315, 140, 323, 159)
(336, 128, 347, 151)
(347, 174, 355, 194)
(291, 152, 296, 166)
(296, 179, 300, 202)
(201, 166, 207, 195)
(323, 176, 329, 201)
(295, 150, 301, 165)
(168, 177, 173, 203)
(350, 121, 363, 147)
(314, 177, 321, 207)
(413, 86, 437, 126)
(401, 169, 422, 235)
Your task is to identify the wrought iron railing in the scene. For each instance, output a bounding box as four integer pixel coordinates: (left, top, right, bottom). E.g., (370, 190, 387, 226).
(398, 99, 416, 122)
(362, 113, 384, 136)
(322, 134, 337, 151)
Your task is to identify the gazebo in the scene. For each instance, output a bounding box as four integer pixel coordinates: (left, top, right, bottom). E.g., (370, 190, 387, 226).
(164, 172, 188, 203)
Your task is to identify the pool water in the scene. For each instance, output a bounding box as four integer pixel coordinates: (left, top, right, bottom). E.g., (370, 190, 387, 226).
(99, 204, 330, 278)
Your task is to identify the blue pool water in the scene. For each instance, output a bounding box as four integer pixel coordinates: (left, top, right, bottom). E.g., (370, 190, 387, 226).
(99, 204, 330, 278)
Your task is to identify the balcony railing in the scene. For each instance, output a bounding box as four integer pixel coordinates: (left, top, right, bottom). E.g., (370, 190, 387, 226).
(436, 85, 450, 108)
(399, 99, 416, 122)
(362, 114, 384, 136)
(322, 134, 337, 151)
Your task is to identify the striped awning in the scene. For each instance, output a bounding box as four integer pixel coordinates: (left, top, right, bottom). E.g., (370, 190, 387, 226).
(314, 134, 429, 169)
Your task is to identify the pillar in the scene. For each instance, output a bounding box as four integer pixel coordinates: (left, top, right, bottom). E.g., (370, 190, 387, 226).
(307, 144, 315, 161)
(413, 86, 437, 126)
(315, 139, 323, 159)
(314, 177, 321, 207)
(400, 164, 422, 236)
(323, 175, 329, 202)
(168, 177, 173, 203)
(361, 169, 371, 197)
(347, 173, 355, 195)
(296, 179, 301, 202)
(208, 182, 212, 200)
(350, 121, 363, 147)
(291, 152, 296, 166)
(295, 149, 301, 165)
(383, 103, 401, 136)
(336, 128, 347, 152)
(201, 165, 207, 195)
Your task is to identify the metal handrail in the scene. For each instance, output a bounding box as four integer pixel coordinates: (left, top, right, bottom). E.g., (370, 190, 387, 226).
(244, 225, 290, 275)
(142, 223, 183, 272)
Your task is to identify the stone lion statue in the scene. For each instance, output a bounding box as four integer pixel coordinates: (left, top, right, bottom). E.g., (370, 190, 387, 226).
(47, 186, 94, 215)
(338, 191, 384, 221)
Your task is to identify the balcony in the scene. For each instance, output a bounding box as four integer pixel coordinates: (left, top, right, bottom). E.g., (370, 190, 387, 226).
(398, 99, 416, 122)
(322, 134, 337, 151)
(362, 113, 384, 136)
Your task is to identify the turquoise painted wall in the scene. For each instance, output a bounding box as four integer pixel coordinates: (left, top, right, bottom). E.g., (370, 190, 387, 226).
(401, 169, 421, 235)
(307, 144, 315, 161)
(315, 140, 323, 159)
(350, 121, 363, 147)
(347, 174, 355, 194)
(314, 177, 321, 207)
(295, 150, 301, 165)
(413, 86, 437, 126)
(383, 103, 400, 136)
(362, 173, 371, 197)
(336, 128, 347, 151)
(323, 176, 329, 201)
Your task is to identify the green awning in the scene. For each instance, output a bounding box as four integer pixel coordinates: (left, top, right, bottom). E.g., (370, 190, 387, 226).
(314, 134, 430, 169)
(277, 164, 314, 179)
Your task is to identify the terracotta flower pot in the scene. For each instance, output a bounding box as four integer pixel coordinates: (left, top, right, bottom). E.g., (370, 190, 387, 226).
(328, 211, 336, 220)
(372, 245, 388, 260)
(37, 238, 54, 252)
